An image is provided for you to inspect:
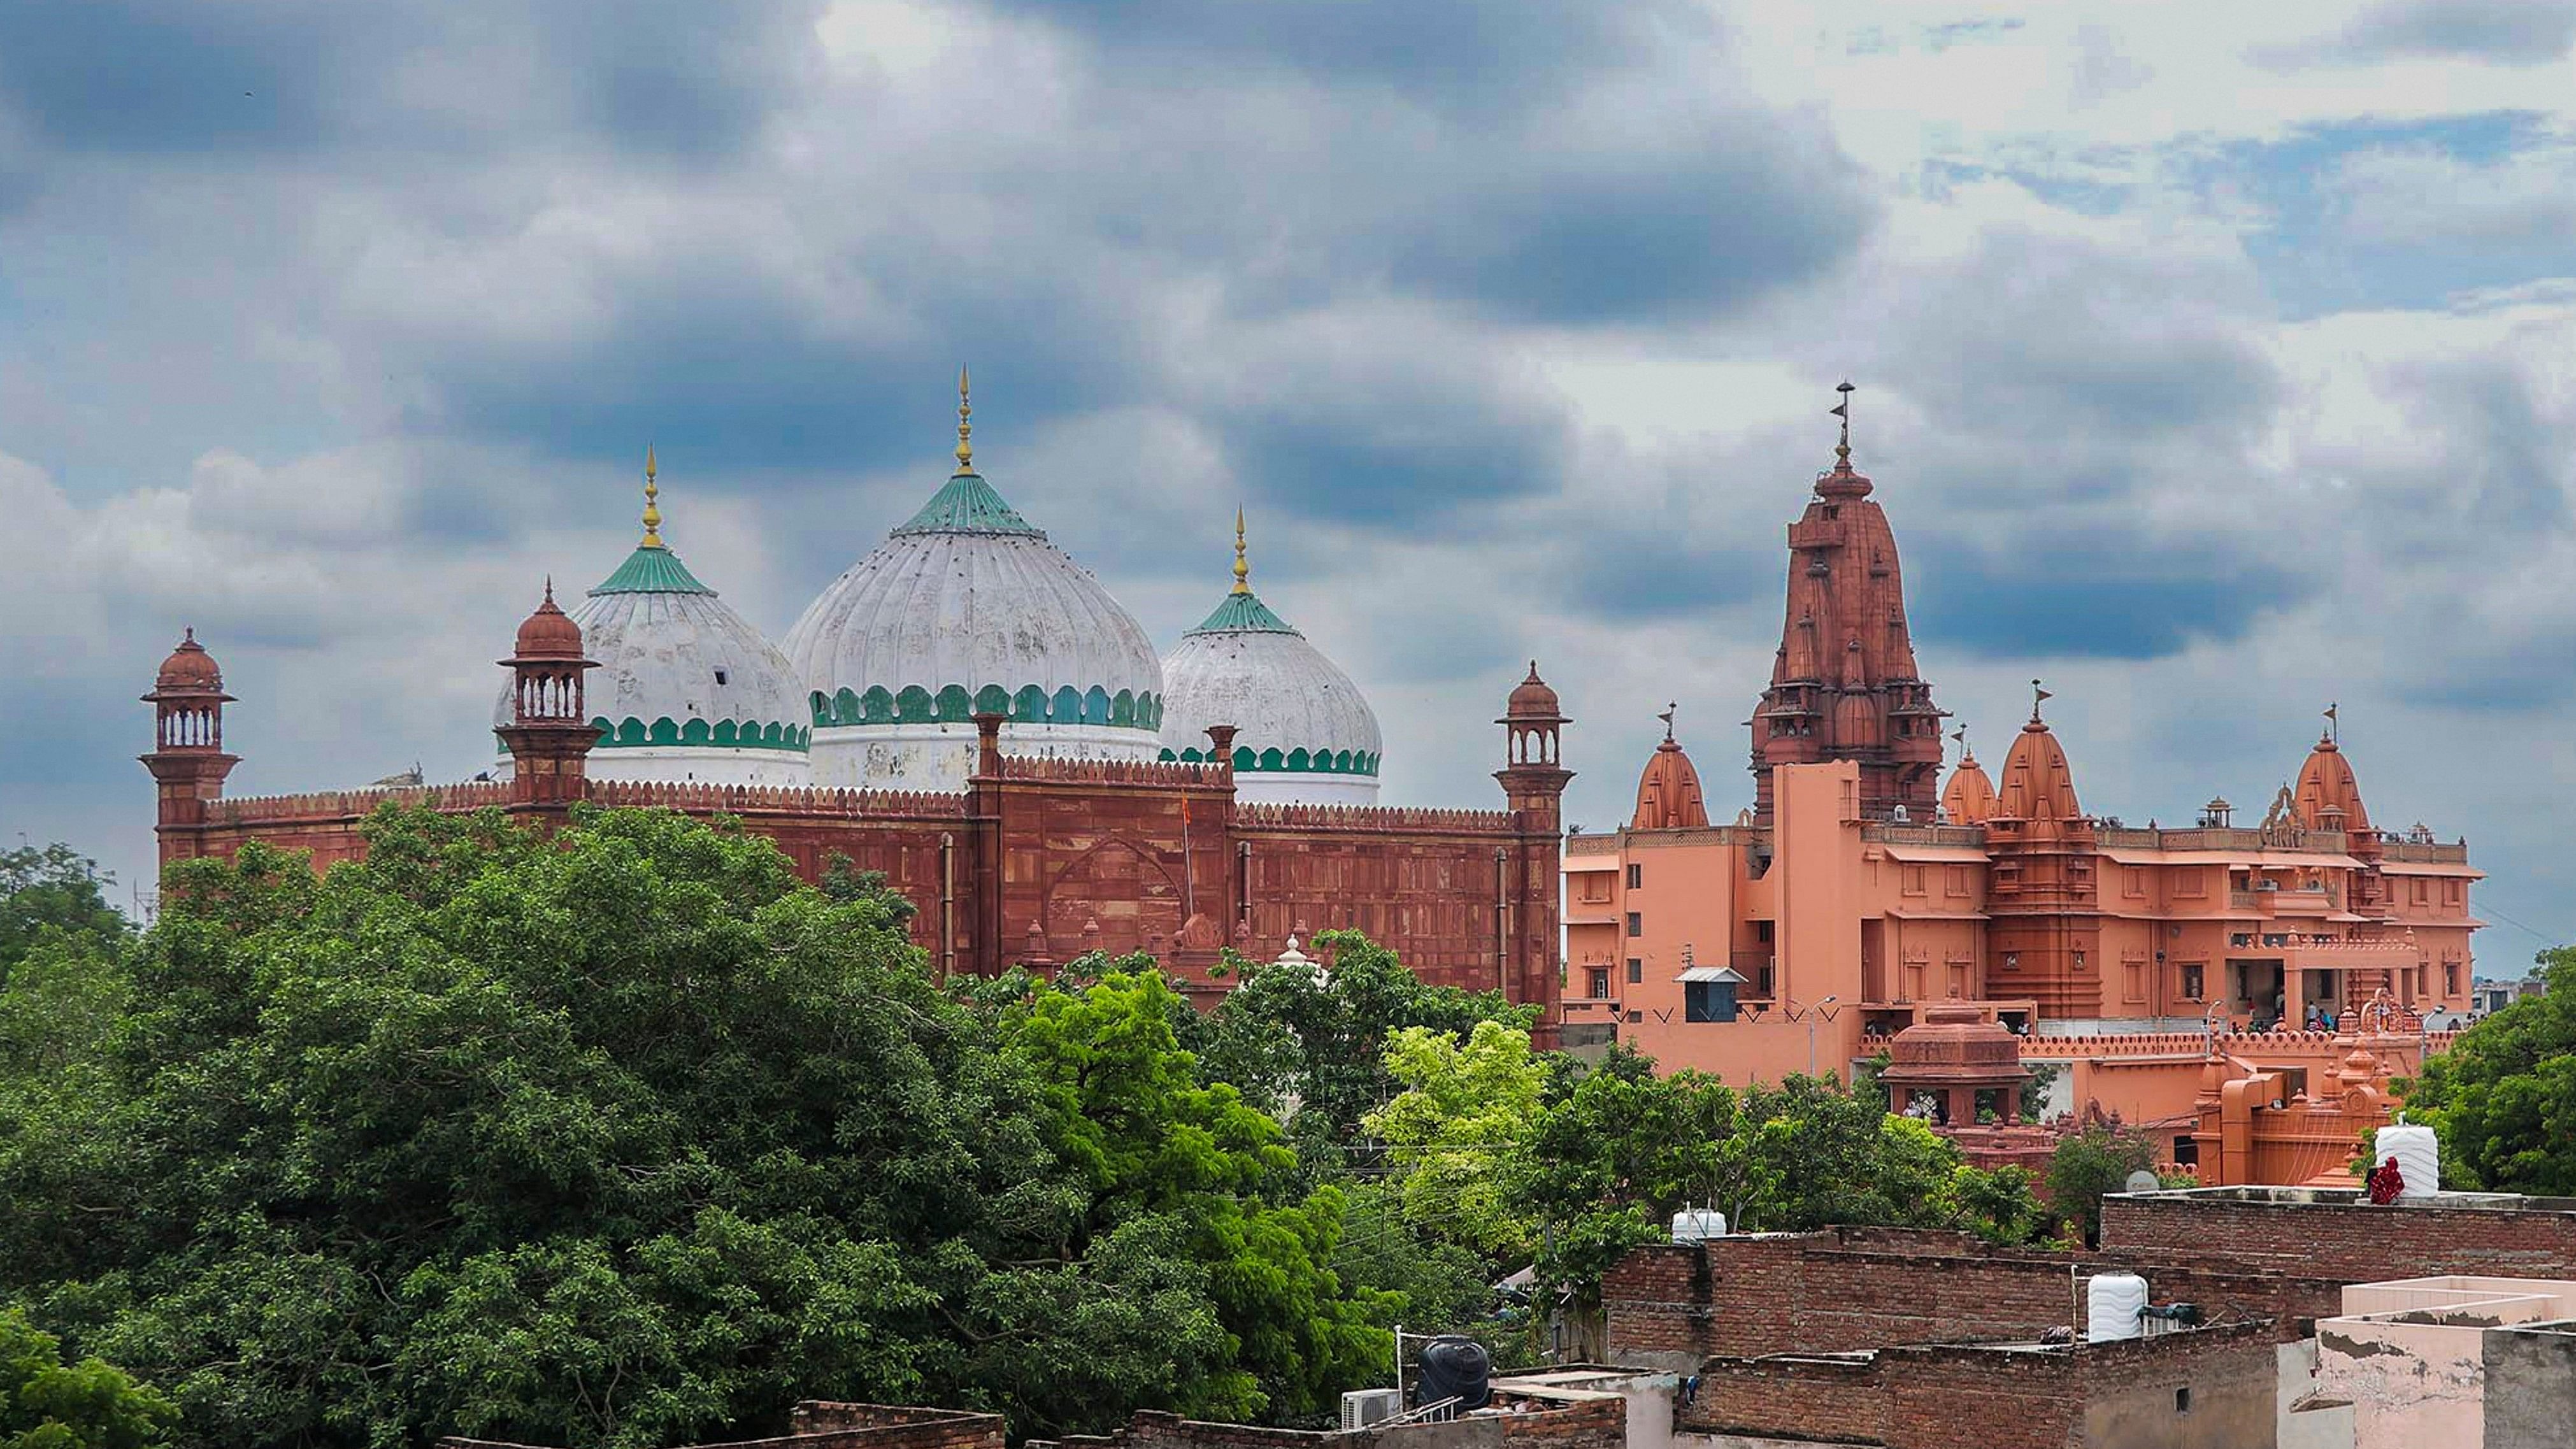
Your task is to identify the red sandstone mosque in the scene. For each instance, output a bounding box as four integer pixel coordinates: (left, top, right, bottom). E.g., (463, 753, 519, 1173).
(143, 378, 1570, 1023)
(1565, 391, 2481, 1181)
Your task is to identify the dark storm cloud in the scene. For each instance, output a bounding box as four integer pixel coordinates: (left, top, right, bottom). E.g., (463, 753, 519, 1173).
(0, 0, 350, 153)
(0, 1, 822, 164)
(1906, 532, 2307, 659)
(992, 0, 1694, 100)
(2255, 1, 2576, 70)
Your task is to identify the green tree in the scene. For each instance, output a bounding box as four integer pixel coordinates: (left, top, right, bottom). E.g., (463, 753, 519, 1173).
(2045, 1122, 2158, 1248)
(1364, 1021, 1549, 1259)
(1198, 931, 1534, 1163)
(0, 806, 1388, 1449)
(0, 1309, 173, 1449)
(2396, 947, 2576, 1194)
(994, 969, 1391, 1425)
(0, 845, 129, 981)
(1515, 1049, 1733, 1313)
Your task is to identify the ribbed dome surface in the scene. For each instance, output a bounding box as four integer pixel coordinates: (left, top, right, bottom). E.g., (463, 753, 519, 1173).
(1158, 586, 1383, 789)
(493, 545, 808, 755)
(784, 472, 1164, 729)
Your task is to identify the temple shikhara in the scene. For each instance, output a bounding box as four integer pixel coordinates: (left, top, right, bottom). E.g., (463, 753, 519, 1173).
(1566, 390, 2482, 1184)
(141, 376, 1568, 1025)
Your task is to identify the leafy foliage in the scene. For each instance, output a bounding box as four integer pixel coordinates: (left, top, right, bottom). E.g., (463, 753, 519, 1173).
(0, 808, 1391, 1449)
(0, 1309, 173, 1449)
(2400, 947, 2576, 1192)
(0, 845, 127, 981)
(1196, 931, 1534, 1164)
(2045, 1122, 2159, 1248)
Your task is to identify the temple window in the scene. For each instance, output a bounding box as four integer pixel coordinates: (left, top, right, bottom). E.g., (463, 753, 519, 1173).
(1626, 863, 1642, 890)
(1587, 968, 1612, 999)
(1626, 912, 1642, 938)
(2179, 963, 2205, 1000)
(1627, 958, 1642, 983)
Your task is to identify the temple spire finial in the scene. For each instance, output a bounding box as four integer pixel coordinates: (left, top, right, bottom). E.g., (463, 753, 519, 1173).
(1659, 702, 1677, 742)
(1231, 506, 1252, 594)
(1951, 722, 1971, 763)
(2324, 701, 2339, 745)
(1831, 380, 1855, 468)
(640, 445, 662, 547)
(954, 366, 973, 474)
(2030, 678, 2053, 724)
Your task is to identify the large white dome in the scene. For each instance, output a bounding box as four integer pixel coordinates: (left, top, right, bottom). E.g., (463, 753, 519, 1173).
(783, 465, 1165, 789)
(493, 535, 812, 788)
(1158, 535, 1382, 806)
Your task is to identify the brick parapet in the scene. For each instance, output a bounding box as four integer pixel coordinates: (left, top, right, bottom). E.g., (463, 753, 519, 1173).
(2101, 1190, 2576, 1280)
(1039, 1399, 1619, 1449)
(1603, 1227, 2361, 1366)
(1233, 802, 1517, 837)
(1684, 1322, 2274, 1449)
(435, 1401, 1004, 1449)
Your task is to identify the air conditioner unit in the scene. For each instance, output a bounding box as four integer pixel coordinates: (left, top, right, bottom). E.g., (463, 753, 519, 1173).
(1342, 1389, 1403, 1431)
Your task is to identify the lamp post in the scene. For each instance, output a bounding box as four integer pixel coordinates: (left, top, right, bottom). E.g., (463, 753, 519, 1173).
(1784, 994, 1843, 1076)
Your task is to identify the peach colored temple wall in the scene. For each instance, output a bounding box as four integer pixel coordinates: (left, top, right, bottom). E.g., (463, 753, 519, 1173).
(1564, 750, 2479, 1133)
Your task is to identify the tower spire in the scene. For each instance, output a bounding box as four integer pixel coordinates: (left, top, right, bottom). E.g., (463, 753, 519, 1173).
(640, 446, 662, 547)
(954, 366, 973, 475)
(1231, 505, 1250, 594)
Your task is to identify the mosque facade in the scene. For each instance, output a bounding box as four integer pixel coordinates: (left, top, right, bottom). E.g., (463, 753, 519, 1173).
(141, 378, 1566, 1024)
(1564, 404, 2482, 1164)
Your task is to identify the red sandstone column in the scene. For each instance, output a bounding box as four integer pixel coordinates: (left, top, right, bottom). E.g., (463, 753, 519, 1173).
(141, 629, 240, 867)
(968, 713, 1006, 978)
(1495, 666, 1571, 1045)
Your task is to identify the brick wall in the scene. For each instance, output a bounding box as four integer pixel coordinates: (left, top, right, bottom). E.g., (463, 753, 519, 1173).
(1682, 1324, 2275, 1449)
(1036, 1398, 1619, 1449)
(436, 1402, 1005, 1449)
(2101, 1190, 2576, 1280)
(1602, 1225, 2358, 1367)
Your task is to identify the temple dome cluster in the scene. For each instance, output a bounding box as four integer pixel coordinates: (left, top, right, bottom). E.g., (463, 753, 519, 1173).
(493, 376, 1384, 800)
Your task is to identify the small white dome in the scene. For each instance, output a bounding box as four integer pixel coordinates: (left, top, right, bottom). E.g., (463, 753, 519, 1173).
(782, 466, 1166, 789)
(493, 541, 811, 786)
(1158, 559, 1382, 806)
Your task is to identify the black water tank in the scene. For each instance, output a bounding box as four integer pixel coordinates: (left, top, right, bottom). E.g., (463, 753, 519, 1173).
(1415, 1336, 1491, 1410)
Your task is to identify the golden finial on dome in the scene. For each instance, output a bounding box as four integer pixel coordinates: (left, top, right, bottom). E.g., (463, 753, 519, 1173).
(954, 366, 973, 474)
(1231, 505, 1250, 594)
(640, 445, 663, 547)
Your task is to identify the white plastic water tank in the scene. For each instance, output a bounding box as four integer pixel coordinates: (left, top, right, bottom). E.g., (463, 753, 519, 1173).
(1671, 1209, 1728, 1242)
(2375, 1124, 2440, 1199)
(2087, 1274, 2149, 1342)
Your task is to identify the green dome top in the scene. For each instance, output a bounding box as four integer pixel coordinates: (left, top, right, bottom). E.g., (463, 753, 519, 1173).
(590, 543, 715, 596)
(1188, 589, 1301, 636)
(891, 471, 1046, 538)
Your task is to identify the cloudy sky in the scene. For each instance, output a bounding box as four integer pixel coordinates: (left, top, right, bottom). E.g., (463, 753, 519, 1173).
(3, 1, 2570, 963)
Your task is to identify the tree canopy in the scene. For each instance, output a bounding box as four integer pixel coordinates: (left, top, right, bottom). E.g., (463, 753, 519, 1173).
(0, 844, 127, 982)
(2400, 947, 2576, 1194)
(0, 1309, 172, 1449)
(0, 808, 1392, 1449)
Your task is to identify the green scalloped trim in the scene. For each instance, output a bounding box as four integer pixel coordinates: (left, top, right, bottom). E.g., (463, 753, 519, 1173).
(809, 684, 1162, 730)
(1159, 745, 1379, 777)
(594, 717, 809, 750)
(590, 545, 715, 596)
(1187, 589, 1301, 636)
